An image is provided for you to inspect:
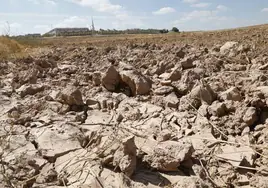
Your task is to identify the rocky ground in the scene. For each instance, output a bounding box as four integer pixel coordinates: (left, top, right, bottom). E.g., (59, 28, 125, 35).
(1, 26, 268, 188)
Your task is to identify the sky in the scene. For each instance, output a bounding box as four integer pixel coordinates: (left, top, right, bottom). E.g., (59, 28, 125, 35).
(0, 0, 268, 35)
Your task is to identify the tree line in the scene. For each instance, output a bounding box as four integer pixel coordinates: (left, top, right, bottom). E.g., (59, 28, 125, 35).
(96, 27, 179, 35)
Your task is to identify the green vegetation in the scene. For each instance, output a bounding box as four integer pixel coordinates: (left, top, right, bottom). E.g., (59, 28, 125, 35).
(97, 28, 169, 35)
(171, 27, 180, 33)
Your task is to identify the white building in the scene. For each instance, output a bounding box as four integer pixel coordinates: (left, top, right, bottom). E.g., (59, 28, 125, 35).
(44, 28, 90, 37)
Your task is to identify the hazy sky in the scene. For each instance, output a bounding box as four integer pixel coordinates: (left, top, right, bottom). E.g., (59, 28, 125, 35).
(1, 0, 268, 35)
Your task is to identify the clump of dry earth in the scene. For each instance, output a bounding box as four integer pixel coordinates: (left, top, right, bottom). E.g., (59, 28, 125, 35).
(0, 29, 268, 188)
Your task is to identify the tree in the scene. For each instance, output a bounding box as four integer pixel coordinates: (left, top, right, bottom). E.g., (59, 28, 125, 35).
(171, 27, 179, 33)
(3, 21, 11, 36)
(160, 29, 169, 34)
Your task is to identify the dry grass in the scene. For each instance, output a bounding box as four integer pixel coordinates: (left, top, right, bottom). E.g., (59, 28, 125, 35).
(1, 23, 268, 60)
(0, 37, 22, 59)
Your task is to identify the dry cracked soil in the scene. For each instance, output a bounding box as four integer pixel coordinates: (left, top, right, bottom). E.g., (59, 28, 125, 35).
(1, 25, 268, 188)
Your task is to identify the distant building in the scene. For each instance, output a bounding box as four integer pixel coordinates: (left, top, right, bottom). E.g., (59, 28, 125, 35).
(44, 28, 90, 37)
(25, 33, 41, 37)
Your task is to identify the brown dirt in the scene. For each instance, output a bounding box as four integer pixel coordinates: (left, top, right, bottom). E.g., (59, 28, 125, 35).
(1, 24, 268, 188)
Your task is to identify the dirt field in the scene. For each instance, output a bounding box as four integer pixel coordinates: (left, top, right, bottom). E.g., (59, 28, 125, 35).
(1, 24, 268, 188)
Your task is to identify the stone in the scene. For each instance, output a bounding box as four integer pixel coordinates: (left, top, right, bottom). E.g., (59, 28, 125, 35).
(176, 48, 186, 58)
(113, 136, 137, 177)
(143, 140, 194, 171)
(102, 66, 120, 92)
(220, 41, 238, 54)
(31, 126, 82, 160)
(120, 70, 151, 95)
(177, 69, 201, 94)
(168, 67, 181, 81)
(216, 145, 255, 167)
(54, 149, 93, 185)
(243, 107, 258, 126)
(164, 92, 179, 109)
(86, 98, 99, 106)
(2, 135, 37, 163)
(198, 104, 209, 117)
(22, 68, 38, 84)
(208, 101, 227, 117)
(173, 177, 208, 188)
(220, 87, 242, 101)
(241, 127, 250, 136)
(179, 95, 201, 111)
(83, 110, 114, 128)
(180, 57, 195, 70)
(160, 80, 172, 86)
(256, 86, 268, 98)
(58, 64, 78, 75)
(56, 85, 84, 106)
(154, 86, 174, 95)
(16, 84, 45, 97)
(190, 83, 216, 105)
(156, 129, 172, 142)
(159, 68, 181, 82)
(259, 63, 268, 70)
(35, 163, 57, 184)
(92, 72, 102, 86)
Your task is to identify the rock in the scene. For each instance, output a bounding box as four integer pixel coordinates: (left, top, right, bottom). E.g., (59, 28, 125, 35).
(220, 41, 238, 54)
(159, 68, 181, 82)
(164, 92, 179, 109)
(143, 140, 194, 171)
(16, 84, 45, 97)
(250, 176, 268, 188)
(32, 126, 82, 160)
(179, 95, 201, 111)
(83, 110, 114, 128)
(180, 57, 195, 70)
(256, 86, 268, 98)
(154, 86, 174, 95)
(102, 66, 120, 92)
(216, 145, 255, 167)
(220, 87, 242, 101)
(189, 82, 216, 105)
(169, 68, 181, 81)
(92, 72, 102, 86)
(243, 107, 258, 126)
(176, 48, 186, 58)
(237, 44, 250, 53)
(156, 129, 172, 142)
(241, 126, 250, 136)
(113, 136, 137, 177)
(54, 149, 93, 185)
(176, 70, 201, 94)
(237, 175, 250, 186)
(160, 80, 172, 86)
(208, 101, 227, 117)
(198, 104, 209, 117)
(259, 63, 268, 70)
(22, 68, 38, 84)
(159, 67, 182, 82)
(2, 135, 36, 162)
(173, 177, 208, 188)
(35, 163, 57, 184)
(159, 72, 170, 80)
(58, 64, 77, 75)
(56, 86, 84, 106)
(120, 70, 151, 95)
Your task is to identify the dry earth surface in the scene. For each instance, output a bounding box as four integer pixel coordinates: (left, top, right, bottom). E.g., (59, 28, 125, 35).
(1, 24, 268, 188)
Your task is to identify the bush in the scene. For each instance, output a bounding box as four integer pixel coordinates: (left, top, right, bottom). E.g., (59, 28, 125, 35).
(171, 27, 179, 33)
(160, 29, 169, 34)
